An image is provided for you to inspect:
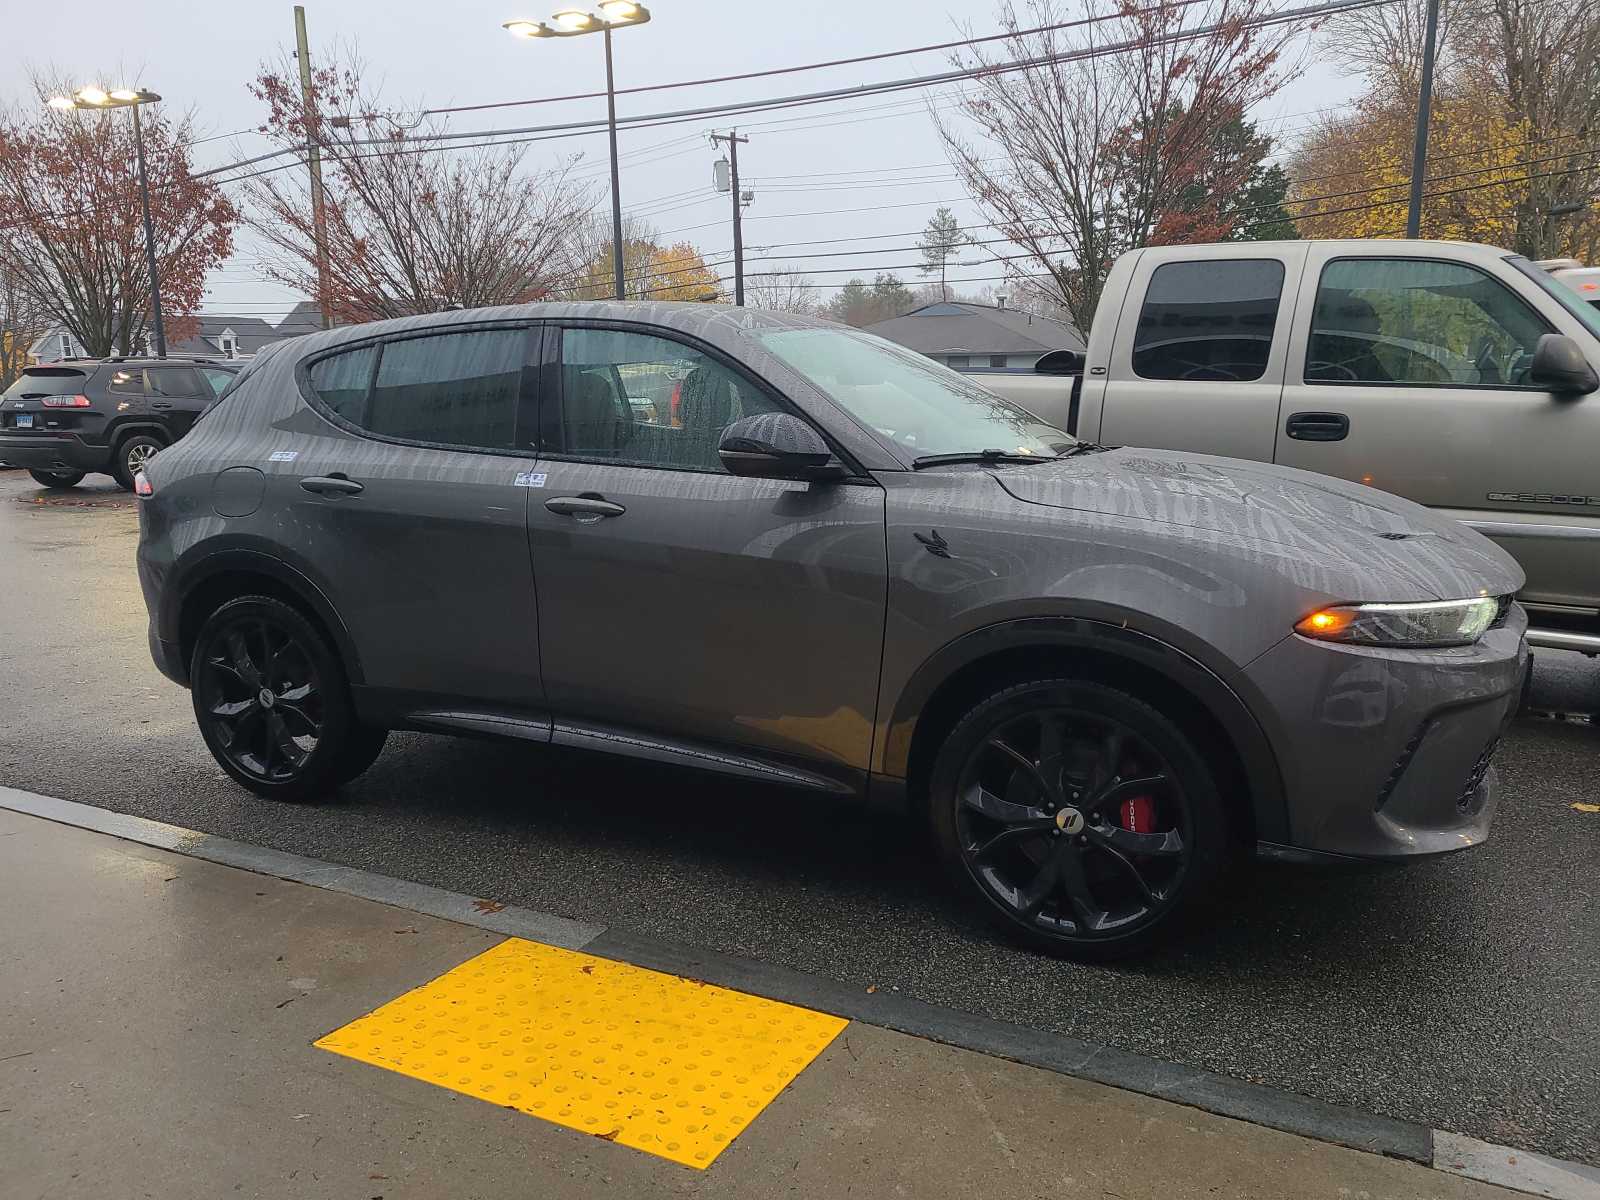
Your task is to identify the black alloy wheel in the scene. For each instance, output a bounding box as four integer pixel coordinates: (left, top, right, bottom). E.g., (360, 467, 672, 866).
(191, 595, 383, 800)
(930, 679, 1227, 959)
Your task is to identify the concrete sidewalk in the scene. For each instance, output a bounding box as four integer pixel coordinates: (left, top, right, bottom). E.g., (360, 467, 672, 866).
(0, 806, 1561, 1199)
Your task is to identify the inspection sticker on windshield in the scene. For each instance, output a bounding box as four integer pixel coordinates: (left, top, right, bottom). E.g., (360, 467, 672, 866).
(268, 450, 299, 463)
(514, 470, 547, 488)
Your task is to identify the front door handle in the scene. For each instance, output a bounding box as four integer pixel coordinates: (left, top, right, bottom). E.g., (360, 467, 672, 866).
(1285, 411, 1350, 441)
(545, 493, 625, 519)
(299, 475, 365, 497)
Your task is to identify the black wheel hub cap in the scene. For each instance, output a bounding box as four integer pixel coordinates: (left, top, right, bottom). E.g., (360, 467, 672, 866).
(954, 708, 1191, 940)
(197, 619, 324, 783)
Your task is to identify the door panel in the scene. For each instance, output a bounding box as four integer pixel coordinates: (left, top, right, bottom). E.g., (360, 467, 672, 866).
(1097, 245, 1307, 461)
(276, 325, 544, 707)
(529, 463, 888, 773)
(1273, 247, 1600, 609)
(145, 366, 208, 440)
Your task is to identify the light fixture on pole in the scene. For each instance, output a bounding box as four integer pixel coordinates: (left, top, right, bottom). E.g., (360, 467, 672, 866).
(504, 3, 652, 301)
(46, 86, 167, 358)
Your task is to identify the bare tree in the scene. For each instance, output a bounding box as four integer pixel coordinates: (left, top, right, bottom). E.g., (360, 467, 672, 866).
(0, 266, 51, 389)
(1321, 0, 1462, 91)
(934, 0, 1305, 332)
(744, 266, 816, 313)
(240, 47, 595, 322)
(0, 73, 237, 356)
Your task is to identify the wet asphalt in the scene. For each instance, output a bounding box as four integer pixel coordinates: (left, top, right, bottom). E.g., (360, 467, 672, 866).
(0, 467, 1595, 1165)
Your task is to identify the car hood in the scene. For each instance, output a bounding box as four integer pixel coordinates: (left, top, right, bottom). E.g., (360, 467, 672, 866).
(991, 447, 1525, 601)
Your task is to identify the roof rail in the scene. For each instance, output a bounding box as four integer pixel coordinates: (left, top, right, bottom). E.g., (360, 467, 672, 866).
(98, 354, 230, 364)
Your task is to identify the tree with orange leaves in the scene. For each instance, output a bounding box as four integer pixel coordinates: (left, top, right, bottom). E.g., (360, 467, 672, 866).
(0, 77, 237, 357)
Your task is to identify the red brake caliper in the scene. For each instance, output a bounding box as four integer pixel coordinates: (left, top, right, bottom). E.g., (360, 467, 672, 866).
(1118, 795, 1157, 835)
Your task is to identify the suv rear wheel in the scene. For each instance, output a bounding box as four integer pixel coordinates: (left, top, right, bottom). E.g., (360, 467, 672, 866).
(928, 678, 1229, 960)
(190, 595, 387, 801)
(28, 469, 85, 489)
(112, 433, 164, 490)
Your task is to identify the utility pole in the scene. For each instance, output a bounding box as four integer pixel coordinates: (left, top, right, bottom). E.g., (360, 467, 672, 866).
(711, 131, 749, 305)
(1405, 0, 1441, 239)
(295, 5, 335, 329)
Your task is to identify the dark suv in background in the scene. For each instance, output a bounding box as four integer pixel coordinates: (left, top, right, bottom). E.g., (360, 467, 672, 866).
(0, 357, 239, 489)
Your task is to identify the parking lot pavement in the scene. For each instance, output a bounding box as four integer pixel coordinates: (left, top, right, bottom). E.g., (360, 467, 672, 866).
(0, 466, 1597, 1167)
(0, 806, 1547, 1199)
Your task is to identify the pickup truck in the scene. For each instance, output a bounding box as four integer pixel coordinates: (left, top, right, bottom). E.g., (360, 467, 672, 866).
(969, 238, 1600, 656)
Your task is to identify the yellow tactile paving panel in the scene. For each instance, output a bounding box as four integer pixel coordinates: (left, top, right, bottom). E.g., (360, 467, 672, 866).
(315, 938, 848, 1169)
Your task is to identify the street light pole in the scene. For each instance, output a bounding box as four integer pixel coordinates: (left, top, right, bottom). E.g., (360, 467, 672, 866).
(503, 4, 653, 303)
(50, 87, 167, 358)
(1405, 0, 1441, 239)
(129, 102, 167, 359)
(603, 25, 626, 300)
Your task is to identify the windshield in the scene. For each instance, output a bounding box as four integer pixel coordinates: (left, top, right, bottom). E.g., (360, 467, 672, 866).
(1507, 255, 1600, 341)
(756, 327, 1074, 459)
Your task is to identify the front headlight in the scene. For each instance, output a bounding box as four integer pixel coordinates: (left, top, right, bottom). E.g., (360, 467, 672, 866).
(1295, 597, 1502, 647)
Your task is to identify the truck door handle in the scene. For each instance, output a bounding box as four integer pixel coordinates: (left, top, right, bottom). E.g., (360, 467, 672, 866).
(1285, 411, 1350, 441)
(299, 474, 364, 496)
(545, 493, 625, 519)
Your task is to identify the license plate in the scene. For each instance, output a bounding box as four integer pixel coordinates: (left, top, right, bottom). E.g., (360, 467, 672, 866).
(14, 413, 32, 428)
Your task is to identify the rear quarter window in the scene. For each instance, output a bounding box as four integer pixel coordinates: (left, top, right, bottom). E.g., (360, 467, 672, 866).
(1132, 259, 1286, 382)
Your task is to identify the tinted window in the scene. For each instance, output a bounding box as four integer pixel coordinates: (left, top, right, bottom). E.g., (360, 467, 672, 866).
(4, 369, 88, 398)
(1307, 259, 1551, 386)
(199, 367, 236, 397)
(989, 355, 1007, 369)
(945, 354, 970, 369)
(365, 331, 523, 450)
(1133, 259, 1285, 382)
(147, 367, 204, 397)
(106, 368, 144, 395)
(559, 328, 781, 473)
(308, 346, 378, 423)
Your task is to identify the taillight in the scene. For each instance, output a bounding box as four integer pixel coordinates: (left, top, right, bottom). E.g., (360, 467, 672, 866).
(134, 472, 153, 497)
(42, 394, 91, 408)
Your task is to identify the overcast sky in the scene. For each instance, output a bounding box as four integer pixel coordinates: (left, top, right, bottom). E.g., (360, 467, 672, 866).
(5, 0, 1361, 320)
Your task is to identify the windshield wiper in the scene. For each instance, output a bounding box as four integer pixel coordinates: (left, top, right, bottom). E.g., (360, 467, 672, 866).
(912, 449, 1060, 469)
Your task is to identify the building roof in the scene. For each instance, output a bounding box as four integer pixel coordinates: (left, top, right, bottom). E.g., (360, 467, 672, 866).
(274, 300, 326, 338)
(864, 302, 1084, 359)
(170, 315, 283, 357)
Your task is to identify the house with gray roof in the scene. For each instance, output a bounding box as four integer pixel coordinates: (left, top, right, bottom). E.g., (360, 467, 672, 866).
(864, 301, 1084, 371)
(27, 303, 322, 364)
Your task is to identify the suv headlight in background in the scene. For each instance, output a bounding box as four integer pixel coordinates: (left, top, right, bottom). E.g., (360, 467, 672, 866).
(1296, 597, 1502, 648)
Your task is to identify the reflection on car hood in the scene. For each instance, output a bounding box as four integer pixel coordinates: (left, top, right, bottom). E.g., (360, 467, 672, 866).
(992, 447, 1525, 600)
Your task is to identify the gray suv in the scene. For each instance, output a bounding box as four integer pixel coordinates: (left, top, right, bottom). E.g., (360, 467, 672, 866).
(135, 305, 1529, 958)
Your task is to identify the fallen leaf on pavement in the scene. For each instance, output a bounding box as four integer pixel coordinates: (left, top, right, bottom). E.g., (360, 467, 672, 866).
(1573, 802, 1600, 813)
(472, 899, 506, 914)
(865, 985, 878, 994)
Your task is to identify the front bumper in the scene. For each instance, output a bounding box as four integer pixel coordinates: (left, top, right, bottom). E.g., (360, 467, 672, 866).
(1244, 605, 1529, 859)
(0, 434, 110, 474)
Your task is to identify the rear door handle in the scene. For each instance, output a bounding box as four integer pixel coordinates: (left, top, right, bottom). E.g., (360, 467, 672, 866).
(151, 401, 173, 410)
(299, 475, 365, 497)
(1285, 411, 1350, 441)
(545, 493, 625, 519)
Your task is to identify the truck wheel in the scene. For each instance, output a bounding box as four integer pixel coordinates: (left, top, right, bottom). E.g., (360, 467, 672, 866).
(112, 434, 164, 490)
(927, 678, 1230, 960)
(28, 469, 85, 489)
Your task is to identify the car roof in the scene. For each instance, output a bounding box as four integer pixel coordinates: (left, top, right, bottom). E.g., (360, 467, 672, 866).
(275, 302, 843, 364)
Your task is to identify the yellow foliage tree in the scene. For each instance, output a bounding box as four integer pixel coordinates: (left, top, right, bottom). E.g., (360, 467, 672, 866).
(571, 238, 723, 302)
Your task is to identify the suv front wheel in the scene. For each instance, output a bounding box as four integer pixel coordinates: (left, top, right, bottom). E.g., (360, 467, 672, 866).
(112, 433, 165, 490)
(928, 678, 1229, 960)
(190, 595, 387, 801)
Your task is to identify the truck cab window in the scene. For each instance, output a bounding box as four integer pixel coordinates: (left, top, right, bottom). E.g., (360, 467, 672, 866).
(1306, 258, 1550, 387)
(1132, 259, 1285, 383)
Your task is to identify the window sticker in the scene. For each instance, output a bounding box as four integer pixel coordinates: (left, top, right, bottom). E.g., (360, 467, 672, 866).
(268, 450, 299, 462)
(514, 470, 547, 488)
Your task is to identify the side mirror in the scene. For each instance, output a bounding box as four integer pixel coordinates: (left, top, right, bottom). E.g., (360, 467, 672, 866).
(1528, 333, 1599, 396)
(718, 412, 845, 482)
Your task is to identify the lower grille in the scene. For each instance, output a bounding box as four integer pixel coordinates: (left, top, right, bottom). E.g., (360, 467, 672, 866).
(1457, 739, 1500, 813)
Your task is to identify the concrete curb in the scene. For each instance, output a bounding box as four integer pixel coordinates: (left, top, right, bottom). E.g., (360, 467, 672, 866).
(4, 786, 1594, 1199)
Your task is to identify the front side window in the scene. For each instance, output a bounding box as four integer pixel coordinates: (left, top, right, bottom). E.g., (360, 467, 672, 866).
(1132, 259, 1285, 382)
(200, 367, 236, 397)
(558, 328, 780, 473)
(1307, 258, 1551, 387)
(307, 345, 378, 424)
(366, 330, 524, 450)
(756, 327, 1072, 458)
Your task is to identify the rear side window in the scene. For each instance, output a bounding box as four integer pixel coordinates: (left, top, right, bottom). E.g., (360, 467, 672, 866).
(106, 368, 143, 394)
(1132, 259, 1286, 382)
(366, 330, 523, 450)
(308, 346, 377, 422)
(3, 369, 88, 398)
